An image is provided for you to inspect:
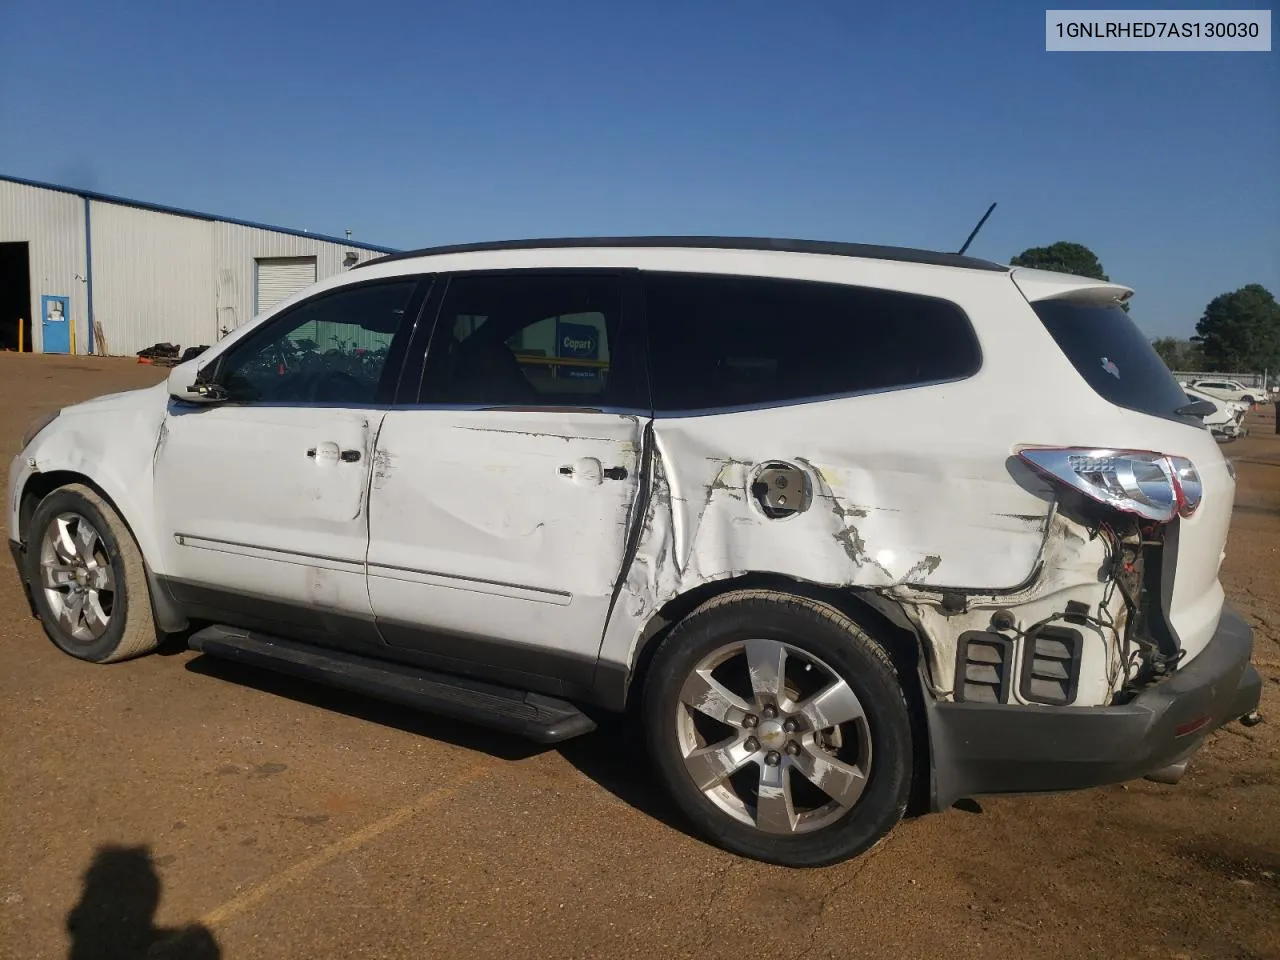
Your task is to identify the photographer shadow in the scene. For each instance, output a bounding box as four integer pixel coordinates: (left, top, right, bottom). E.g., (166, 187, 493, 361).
(66, 845, 219, 960)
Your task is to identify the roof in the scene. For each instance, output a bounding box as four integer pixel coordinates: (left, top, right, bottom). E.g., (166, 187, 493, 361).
(355, 236, 1010, 272)
(0, 173, 397, 253)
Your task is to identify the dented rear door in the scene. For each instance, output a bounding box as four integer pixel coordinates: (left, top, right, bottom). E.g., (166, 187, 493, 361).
(367, 410, 643, 690)
(365, 270, 649, 695)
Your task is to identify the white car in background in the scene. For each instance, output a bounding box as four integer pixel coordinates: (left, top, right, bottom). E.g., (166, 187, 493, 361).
(1187, 378, 1263, 405)
(1183, 388, 1249, 442)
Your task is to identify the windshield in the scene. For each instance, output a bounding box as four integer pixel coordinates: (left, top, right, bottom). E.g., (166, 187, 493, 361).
(1031, 299, 1196, 423)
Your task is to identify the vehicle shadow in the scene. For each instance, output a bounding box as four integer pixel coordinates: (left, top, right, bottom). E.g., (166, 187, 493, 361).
(181, 654, 545, 763)
(555, 710, 702, 841)
(179, 652, 950, 843)
(182, 653, 704, 839)
(66, 845, 219, 960)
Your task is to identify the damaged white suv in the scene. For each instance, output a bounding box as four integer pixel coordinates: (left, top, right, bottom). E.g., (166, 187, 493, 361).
(8, 237, 1261, 867)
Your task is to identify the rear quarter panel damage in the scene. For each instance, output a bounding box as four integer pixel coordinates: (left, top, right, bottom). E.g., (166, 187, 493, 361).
(596, 382, 1106, 696)
(594, 268, 1229, 708)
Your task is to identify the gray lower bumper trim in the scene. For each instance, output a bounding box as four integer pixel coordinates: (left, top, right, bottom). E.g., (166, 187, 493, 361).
(926, 603, 1261, 810)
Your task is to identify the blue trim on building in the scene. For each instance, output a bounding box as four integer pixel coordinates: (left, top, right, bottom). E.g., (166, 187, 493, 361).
(1, 173, 398, 254)
(83, 195, 95, 354)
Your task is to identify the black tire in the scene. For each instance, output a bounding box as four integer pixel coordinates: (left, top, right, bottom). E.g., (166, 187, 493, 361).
(642, 589, 913, 867)
(24, 484, 160, 663)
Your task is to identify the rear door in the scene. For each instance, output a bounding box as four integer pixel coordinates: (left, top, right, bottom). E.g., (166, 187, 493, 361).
(152, 277, 427, 649)
(365, 271, 649, 696)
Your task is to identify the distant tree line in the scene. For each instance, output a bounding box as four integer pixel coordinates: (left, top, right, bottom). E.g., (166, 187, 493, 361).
(1010, 242, 1280, 374)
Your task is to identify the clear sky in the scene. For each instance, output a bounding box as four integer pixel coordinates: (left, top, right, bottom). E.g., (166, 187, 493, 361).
(1, 0, 1276, 337)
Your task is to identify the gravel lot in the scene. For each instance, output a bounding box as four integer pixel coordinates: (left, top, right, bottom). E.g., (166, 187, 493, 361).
(2, 353, 1277, 960)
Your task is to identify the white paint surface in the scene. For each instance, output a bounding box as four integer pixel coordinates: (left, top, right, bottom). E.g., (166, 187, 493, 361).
(366, 410, 642, 664)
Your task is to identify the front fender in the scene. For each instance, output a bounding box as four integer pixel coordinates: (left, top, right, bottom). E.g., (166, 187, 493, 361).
(12, 383, 170, 567)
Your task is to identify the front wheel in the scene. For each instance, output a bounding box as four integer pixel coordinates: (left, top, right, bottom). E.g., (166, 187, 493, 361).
(643, 590, 913, 867)
(25, 484, 160, 663)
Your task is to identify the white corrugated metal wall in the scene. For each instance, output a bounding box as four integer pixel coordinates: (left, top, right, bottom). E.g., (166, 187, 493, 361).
(1, 178, 392, 355)
(89, 200, 214, 355)
(0, 180, 87, 352)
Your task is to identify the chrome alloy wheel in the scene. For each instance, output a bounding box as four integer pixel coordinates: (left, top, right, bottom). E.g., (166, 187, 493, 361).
(675, 637, 872, 835)
(38, 512, 116, 643)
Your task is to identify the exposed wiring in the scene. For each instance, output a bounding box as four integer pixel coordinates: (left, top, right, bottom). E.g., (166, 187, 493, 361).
(1007, 520, 1136, 692)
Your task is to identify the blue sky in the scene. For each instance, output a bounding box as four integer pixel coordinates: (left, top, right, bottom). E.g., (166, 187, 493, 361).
(1, 0, 1276, 337)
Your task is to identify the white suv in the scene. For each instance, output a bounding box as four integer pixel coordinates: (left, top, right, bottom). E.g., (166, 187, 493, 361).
(7, 237, 1261, 867)
(1187, 378, 1262, 405)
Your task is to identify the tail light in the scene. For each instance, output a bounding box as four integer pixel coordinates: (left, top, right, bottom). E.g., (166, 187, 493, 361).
(1018, 448, 1202, 523)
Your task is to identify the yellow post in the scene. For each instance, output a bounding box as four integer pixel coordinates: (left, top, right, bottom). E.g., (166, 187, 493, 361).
(17, 319, 23, 354)
(70, 321, 77, 356)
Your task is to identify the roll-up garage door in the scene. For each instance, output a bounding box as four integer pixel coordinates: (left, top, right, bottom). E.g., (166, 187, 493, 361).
(255, 257, 317, 315)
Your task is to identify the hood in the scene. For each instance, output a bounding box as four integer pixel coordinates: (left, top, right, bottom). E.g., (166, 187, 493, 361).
(62, 381, 171, 416)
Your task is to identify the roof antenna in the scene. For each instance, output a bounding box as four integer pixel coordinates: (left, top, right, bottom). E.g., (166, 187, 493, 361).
(956, 202, 997, 256)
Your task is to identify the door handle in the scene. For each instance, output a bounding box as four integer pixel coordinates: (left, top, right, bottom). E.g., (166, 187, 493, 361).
(559, 459, 628, 485)
(306, 442, 361, 465)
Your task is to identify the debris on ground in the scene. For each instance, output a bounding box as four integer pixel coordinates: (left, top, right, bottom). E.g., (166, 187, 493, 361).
(136, 343, 209, 367)
(136, 342, 181, 365)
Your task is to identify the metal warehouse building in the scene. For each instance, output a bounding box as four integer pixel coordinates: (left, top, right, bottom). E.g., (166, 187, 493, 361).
(0, 174, 395, 356)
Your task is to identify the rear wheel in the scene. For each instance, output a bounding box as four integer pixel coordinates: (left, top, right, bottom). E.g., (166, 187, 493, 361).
(643, 589, 913, 867)
(25, 484, 160, 663)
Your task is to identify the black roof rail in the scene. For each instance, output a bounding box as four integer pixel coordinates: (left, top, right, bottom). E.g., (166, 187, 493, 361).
(353, 236, 1009, 272)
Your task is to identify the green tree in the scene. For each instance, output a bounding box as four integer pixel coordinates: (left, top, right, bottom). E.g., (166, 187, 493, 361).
(1192, 284, 1280, 372)
(1151, 337, 1204, 371)
(1011, 242, 1109, 281)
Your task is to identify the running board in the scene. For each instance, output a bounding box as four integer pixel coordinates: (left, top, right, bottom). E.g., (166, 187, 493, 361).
(188, 625, 597, 744)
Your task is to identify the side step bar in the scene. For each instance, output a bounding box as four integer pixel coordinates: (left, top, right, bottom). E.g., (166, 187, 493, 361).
(188, 625, 597, 744)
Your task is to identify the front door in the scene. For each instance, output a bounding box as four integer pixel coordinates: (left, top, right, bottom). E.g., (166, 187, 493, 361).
(152, 276, 426, 650)
(366, 271, 649, 696)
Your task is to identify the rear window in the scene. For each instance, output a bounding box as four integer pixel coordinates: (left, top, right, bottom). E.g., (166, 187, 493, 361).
(1031, 299, 1193, 421)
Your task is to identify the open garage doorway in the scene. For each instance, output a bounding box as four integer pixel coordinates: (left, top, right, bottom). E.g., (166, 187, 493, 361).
(0, 243, 33, 352)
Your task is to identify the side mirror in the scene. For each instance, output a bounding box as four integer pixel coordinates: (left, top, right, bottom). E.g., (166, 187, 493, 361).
(168, 366, 226, 403)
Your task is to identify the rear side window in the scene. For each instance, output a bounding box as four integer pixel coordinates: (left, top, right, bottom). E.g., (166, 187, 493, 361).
(422, 272, 632, 408)
(1031, 299, 1192, 421)
(644, 273, 980, 411)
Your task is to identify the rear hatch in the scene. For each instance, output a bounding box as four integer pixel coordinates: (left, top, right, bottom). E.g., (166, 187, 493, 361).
(1013, 268, 1235, 667)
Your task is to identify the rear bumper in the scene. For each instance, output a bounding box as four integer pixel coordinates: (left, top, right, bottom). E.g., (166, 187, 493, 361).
(927, 603, 1261, 810)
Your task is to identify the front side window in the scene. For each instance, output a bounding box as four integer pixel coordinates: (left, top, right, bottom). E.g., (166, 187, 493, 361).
(219, 280, 419, 404)
(644, 273, 981, 411)
(422, 273, 623, 407)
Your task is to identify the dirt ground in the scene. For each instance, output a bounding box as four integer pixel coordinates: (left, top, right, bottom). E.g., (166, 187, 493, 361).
(1, 353, 1277, 960)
